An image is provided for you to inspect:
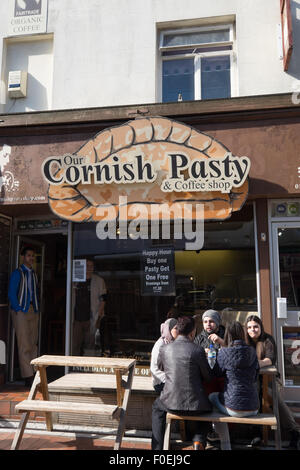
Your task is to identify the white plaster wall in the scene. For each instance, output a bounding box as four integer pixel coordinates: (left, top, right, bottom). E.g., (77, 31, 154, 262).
(5, 38, 53, 113)
(0, 0, 299, 112)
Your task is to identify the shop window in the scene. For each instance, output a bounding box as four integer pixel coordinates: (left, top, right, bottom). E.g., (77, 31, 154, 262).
(71, 204, 257, 370)
(159, 24, 235, 102)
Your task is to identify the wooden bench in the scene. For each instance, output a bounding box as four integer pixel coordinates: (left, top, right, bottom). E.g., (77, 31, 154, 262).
(163, 411, 279, 450)
(15, 400, 119, 418)
(46, 372, 157, 431)
(11, 355, 136, 451)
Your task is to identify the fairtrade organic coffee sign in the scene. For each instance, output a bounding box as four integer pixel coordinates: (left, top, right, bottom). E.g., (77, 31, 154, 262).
(42, 117, 251, 222)
(141, 247, 175, 296)
(8, 0, 48, 36)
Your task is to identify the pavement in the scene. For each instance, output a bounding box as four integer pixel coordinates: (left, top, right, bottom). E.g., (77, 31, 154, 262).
(0, 420, 286, 451)
(0, 382, 293, 453)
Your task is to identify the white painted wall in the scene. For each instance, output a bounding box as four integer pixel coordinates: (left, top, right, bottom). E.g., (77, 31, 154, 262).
(5, 38, 53, 113)
(0, 0, 299, 112)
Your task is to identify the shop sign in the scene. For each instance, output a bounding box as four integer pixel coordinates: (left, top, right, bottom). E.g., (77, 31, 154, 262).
(8, 0, 48, 37)
(0, 143, 46, 204)
(273, 202, 300, 218)
(287, 203, 299, 216)
(42, 117, 251, 223)
(73, 365, 151, 376)
(141, 247, 175, 296)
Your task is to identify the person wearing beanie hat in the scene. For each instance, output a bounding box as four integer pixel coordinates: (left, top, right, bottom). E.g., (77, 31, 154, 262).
(194, 309, 225, 444)
(150, 318, 178, 393)
(194, 309, 225, 352)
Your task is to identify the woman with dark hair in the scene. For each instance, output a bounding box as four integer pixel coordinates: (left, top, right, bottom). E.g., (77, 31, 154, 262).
(245, 315, 300, 449)
(208, 321, 260, 417)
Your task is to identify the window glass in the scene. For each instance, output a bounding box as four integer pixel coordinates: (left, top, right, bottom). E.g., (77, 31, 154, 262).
(160, 26, 233, 103)
(71, 204, 257, 368)
(162, 29, 230, 47)
(201, 56, 231, 100)
(282, 327, 300, 386)
(162, 59, 194, 102)
(278, 227, 300, 309)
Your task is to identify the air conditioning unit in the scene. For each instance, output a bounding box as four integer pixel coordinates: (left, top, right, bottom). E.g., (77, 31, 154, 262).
(8, 70, 27, 98)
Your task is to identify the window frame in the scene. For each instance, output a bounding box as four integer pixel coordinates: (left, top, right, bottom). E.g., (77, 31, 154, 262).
(159, 24, 237, 102)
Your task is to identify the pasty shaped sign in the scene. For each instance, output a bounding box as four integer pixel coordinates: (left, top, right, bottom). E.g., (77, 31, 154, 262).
(42, 117, 251, 222)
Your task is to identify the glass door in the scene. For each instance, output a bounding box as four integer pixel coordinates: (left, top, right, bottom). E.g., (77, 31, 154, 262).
(271, 222, 300, 401)
(9, 236, 45, 381)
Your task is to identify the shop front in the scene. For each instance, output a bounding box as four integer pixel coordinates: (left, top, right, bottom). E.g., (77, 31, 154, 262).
(0, 94, 299, 405)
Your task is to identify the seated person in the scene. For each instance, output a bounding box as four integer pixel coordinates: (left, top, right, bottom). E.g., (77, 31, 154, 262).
(209, 321, 259, 418)
(246, 315, 300, 449)
(194, 309, 225, 352)
(152, 316, 214, 450)
(150, 318, 178, 393)
(195, 309, 225, 396)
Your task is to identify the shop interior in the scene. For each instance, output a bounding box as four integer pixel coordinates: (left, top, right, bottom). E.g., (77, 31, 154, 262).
(72, 204, 258, 366)
(8, 203, 261, 377)
(11, 232, 67, 381)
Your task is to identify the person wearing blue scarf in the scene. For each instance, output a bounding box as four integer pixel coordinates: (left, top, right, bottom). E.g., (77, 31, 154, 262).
(8, 246, 39, 387)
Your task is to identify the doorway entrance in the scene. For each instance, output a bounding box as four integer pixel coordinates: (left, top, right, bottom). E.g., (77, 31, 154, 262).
(9, 231, 68, 382)
(271, 221, 300, 401)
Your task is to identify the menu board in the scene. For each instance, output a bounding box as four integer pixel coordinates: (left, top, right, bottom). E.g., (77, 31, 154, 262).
(0, 217, 11, 304)
(141, 247, 175, 296)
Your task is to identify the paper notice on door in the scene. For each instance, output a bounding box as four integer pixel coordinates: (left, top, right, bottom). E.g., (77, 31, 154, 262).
(73, 259, 86, 282)
(277, 297, 287, 318)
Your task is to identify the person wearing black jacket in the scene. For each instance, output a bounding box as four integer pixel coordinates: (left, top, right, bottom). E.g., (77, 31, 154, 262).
(151, 316, 214, 450)
(208, 321, 260, 417)
(194, 309, 225, 352)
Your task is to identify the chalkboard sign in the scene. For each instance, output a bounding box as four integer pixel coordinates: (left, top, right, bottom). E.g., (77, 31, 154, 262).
(141, 247, 175, 296)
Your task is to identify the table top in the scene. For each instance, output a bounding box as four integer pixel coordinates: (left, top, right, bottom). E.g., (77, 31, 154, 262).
(119, 338, 156, 344)
(31, 355, 136, 371)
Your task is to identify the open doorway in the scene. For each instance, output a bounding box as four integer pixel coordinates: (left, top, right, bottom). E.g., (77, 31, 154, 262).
(9, 232, 68, 382)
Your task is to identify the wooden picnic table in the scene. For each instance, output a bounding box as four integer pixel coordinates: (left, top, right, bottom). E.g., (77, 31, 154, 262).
(11, 355, 136, 451)
(259, 365, 281, 447)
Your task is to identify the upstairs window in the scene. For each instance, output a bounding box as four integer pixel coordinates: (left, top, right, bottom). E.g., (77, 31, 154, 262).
(160, 25, 235, 102)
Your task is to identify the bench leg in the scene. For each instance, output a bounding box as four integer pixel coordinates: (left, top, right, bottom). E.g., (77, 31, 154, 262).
(213, 422, 231, 450)
(114, 364, 134, 450)
(163, 417, 171, 450)
(11, 371, 41, 450)
(272, 377, 282, 450)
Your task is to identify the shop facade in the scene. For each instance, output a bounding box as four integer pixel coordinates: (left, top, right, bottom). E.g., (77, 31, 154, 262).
(0, 93, 299, 403)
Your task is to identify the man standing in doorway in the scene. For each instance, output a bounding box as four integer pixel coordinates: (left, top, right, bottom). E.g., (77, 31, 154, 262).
(73, 258, 107, 355)
(8, 246, 39, 387)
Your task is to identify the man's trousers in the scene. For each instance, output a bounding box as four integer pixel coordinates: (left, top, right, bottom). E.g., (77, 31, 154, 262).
(152, 397, 210, 450)
(11, 305, 39, 378)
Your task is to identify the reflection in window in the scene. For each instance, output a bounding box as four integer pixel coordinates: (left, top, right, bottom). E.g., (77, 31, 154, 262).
(201, 56, 231, 100)
(278, 228, 300, 308)
(160, 25, 233, 102)
(71, 204, 257, 366)
(163, 59, 194, 102)
(283, 327, 300, 386)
